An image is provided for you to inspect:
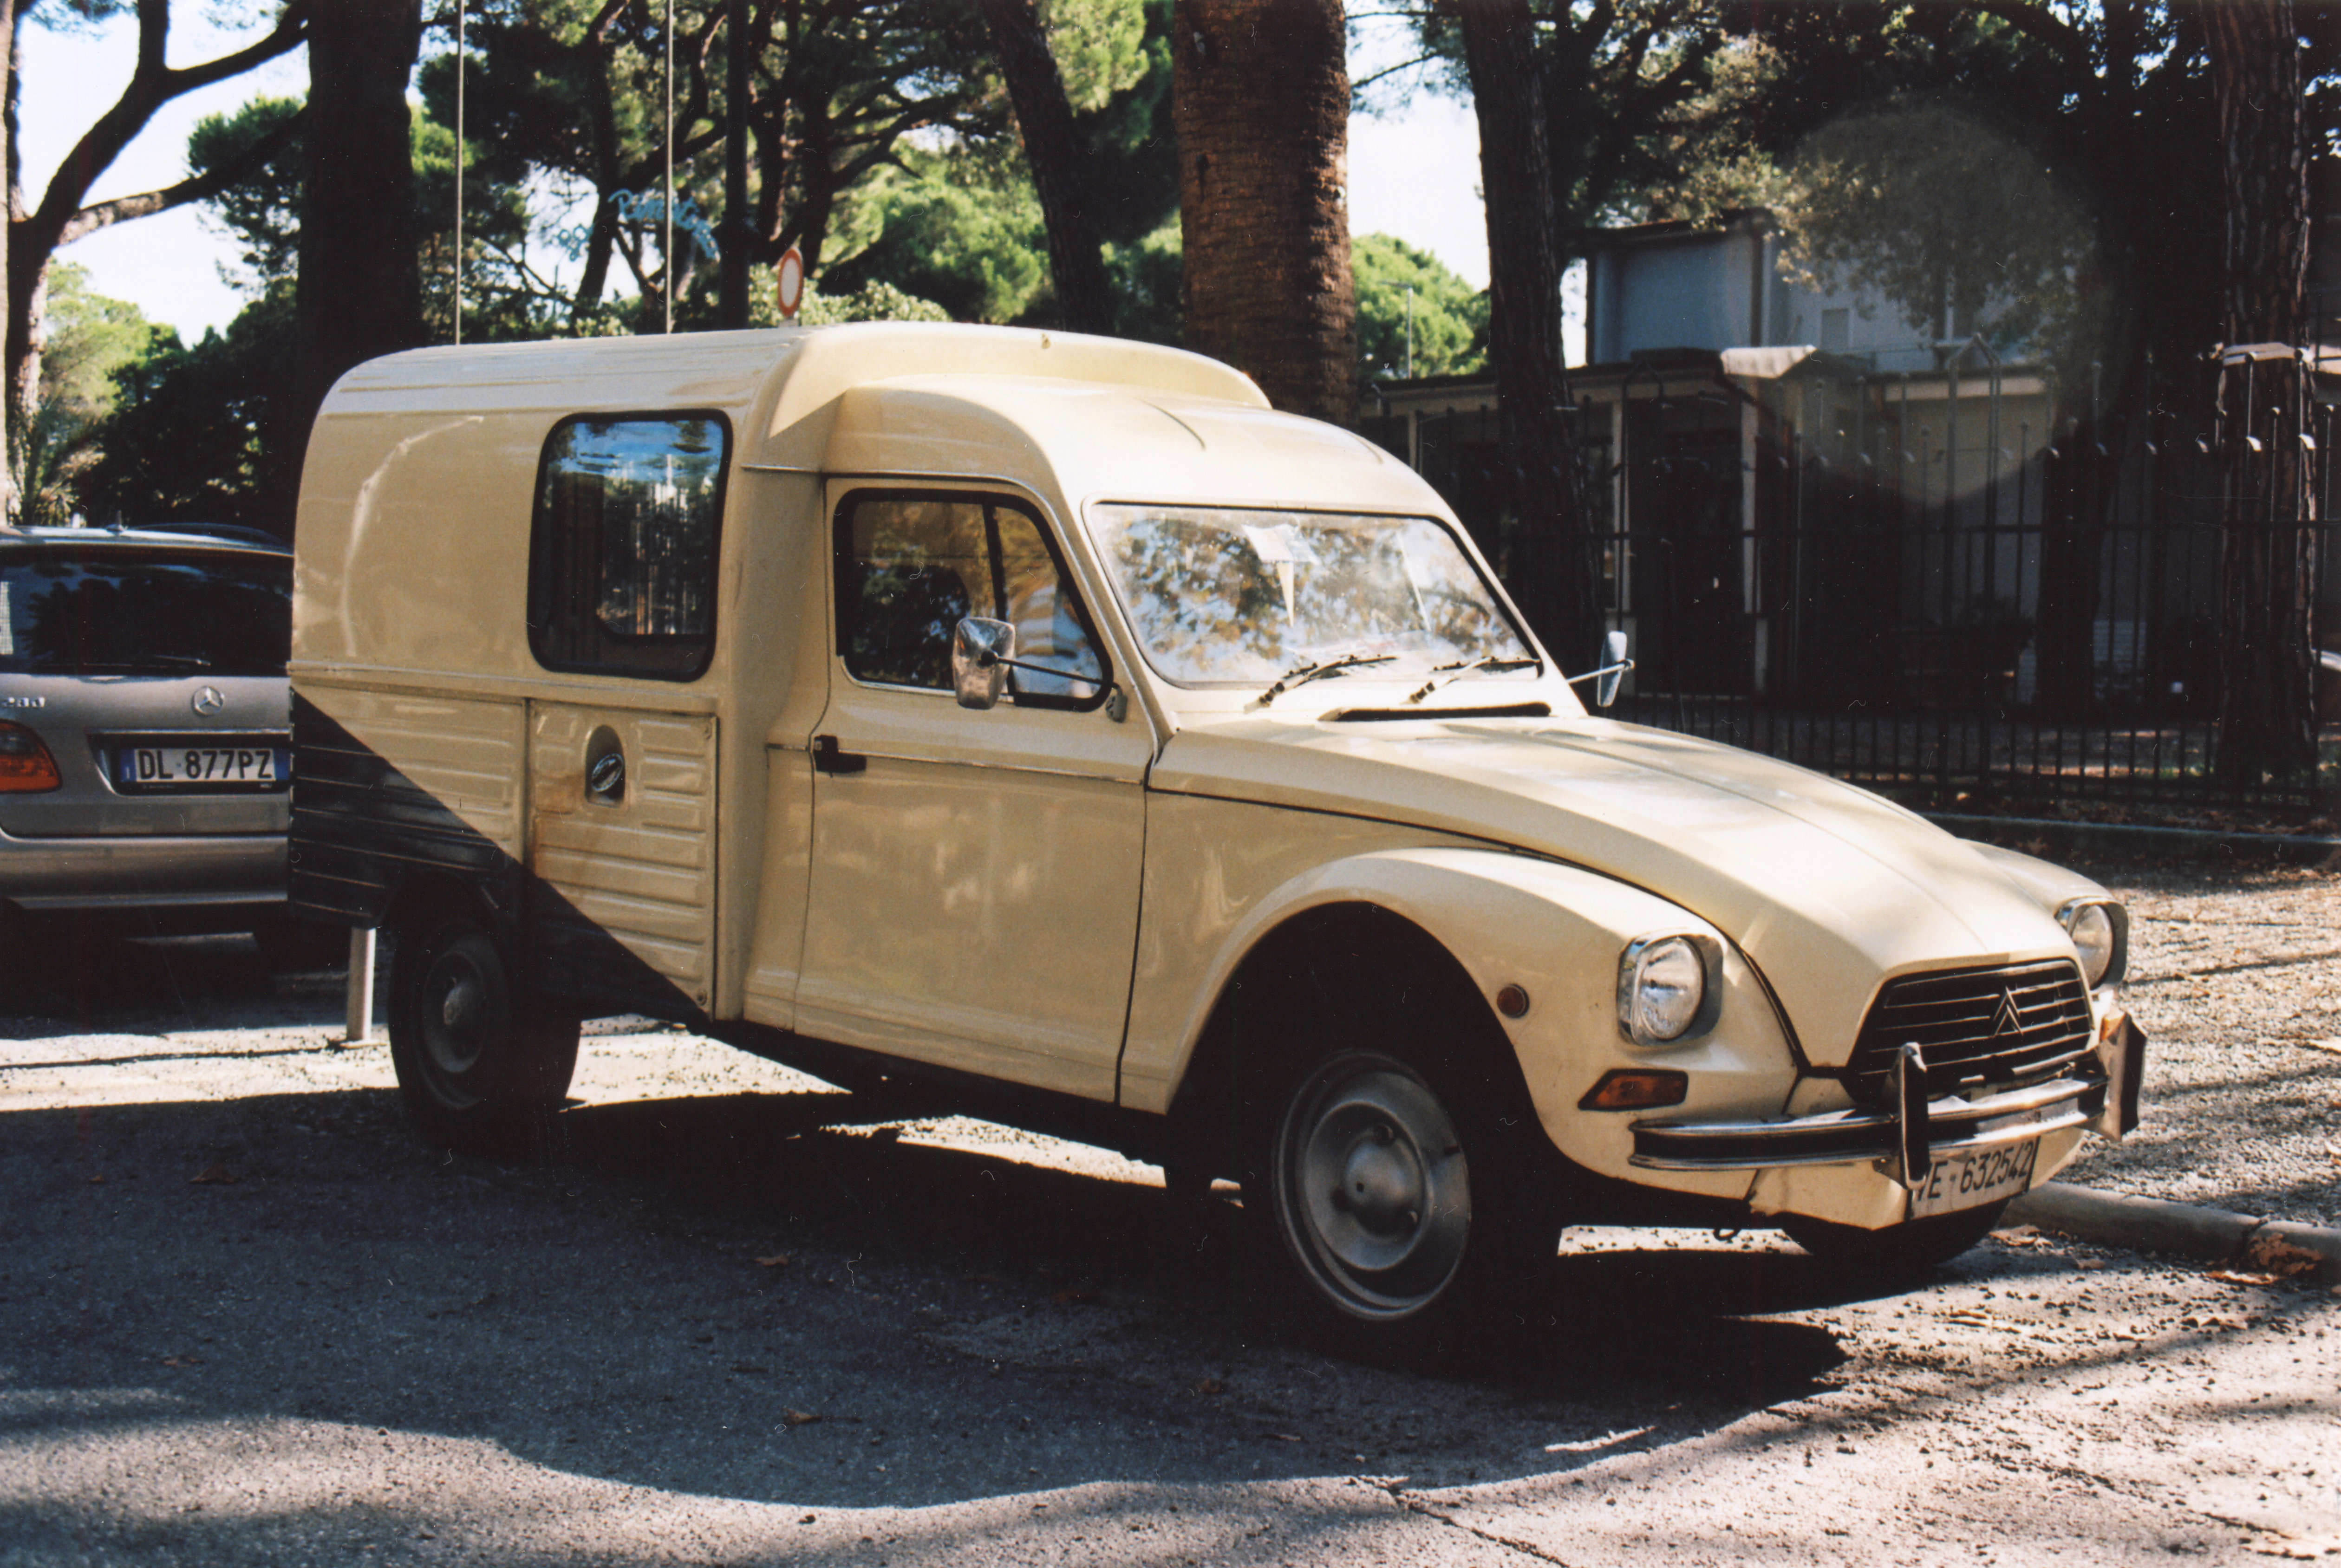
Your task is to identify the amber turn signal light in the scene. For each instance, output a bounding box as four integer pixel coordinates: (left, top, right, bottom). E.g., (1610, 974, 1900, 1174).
(1578, 1068, 1689, 1111)
(0, 722, 60, 792)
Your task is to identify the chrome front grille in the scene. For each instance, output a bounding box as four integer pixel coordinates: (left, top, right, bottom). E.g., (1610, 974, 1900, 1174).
(1845, 959, 2094, 1109)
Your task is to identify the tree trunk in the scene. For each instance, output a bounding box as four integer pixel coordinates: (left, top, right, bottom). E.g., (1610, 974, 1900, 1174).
(982, 0, 1113, 335)
(2207, 0, 2319, 788)
(1172, 0, 1353, 425)
(292, 0, 424, 533)
(1455, 0, 1598, 668)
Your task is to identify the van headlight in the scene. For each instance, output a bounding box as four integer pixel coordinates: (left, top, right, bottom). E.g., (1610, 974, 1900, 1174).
(1617, 933, 1720, 1047)
(2059, 898, 2127, 987)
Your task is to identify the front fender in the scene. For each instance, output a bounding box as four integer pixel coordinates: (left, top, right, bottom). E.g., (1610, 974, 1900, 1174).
(1118, 795, 1799, 1197)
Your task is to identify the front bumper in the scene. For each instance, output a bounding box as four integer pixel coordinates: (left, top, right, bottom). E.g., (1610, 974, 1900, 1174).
(1628, 1009, 2147, 1191)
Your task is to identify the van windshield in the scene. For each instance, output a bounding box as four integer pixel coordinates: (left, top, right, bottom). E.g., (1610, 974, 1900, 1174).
(1085, 504, 1533, 688)
(0, 549, 291, 677)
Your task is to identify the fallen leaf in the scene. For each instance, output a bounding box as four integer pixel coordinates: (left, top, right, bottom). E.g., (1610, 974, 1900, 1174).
(1269, 1432, 1305, 1443)
(187, 1164, 236, 1185)
(2243, 1235, 2324, 1280)
(1051, 1284, 1101, 1306)
(1193, 1378, 1225, 1396)
(2073, 1258, 2107, 1271)
(754, 1253, 792, 1269)
(782, 1409, 822, 1427)
(2207, 1269, 2283, 1287)
(1992, 1224, 2042, 1247)
(86, 1173, 106, 1185)
(160, 1356, 202, 1368)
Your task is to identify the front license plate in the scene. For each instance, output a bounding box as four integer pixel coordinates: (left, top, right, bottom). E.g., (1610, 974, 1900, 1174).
(1910, 1137, 2039, 1219)
(120, 746, 287, 788)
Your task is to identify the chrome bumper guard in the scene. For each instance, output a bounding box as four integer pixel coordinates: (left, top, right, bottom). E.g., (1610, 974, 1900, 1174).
(1630, 1014, 2146, 1184)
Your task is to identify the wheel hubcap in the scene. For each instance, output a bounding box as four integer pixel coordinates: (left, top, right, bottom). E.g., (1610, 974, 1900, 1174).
(422, 953, 491, 1079)
(1276, 1053, 1471, 1320)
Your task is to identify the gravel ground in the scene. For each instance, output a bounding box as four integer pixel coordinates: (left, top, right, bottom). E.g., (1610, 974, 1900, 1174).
(2026, 846, 2341, 1232)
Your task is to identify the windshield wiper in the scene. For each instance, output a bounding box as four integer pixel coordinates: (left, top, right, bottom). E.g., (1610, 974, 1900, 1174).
(1261, 651, 1397, 703)
(1407, 656, 1539, 703)
(139, 653, 214, 670)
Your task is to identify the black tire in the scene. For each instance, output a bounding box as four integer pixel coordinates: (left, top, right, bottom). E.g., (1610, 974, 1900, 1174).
(1251, 1014, 1562, 1357)
(387, 911, 580, 1155)
(1780, 1199, 2010, 1272)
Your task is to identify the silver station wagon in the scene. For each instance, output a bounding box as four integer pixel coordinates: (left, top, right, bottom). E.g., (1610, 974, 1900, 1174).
(0, 525, 299, 963)
(288, 324, 2146, 1349)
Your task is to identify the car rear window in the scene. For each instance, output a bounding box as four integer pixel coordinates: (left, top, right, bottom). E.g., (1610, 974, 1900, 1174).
(0, 548, 292, 677)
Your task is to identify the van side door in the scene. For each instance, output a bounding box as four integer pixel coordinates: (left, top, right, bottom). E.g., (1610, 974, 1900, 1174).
(522, 413, 729, 1019)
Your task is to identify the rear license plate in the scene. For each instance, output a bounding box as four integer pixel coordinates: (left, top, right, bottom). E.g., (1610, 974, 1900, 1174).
(119, 746, 287, 787)
(1911, 1137, 2039, 1219)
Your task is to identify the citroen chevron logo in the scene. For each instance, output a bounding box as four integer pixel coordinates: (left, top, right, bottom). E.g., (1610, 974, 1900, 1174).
(192, 686, 225, 717)
(1989, 989, 2024, 1040)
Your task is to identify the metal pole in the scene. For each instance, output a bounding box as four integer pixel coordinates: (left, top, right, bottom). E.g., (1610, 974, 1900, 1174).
(345, 928, 378, 1044)
(453, 0, 464, 345)
(664, 0, 675, 334)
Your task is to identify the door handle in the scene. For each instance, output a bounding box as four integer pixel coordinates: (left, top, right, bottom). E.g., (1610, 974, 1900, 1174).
(812, 734, 867, 775)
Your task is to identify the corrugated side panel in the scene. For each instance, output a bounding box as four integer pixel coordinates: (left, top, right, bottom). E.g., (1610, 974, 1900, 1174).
(291, 686, 527, 925)
(528, 706, 716, 1013)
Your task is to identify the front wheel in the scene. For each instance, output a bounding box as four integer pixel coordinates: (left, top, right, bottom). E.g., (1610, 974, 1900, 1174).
(388, 911, 579, 1155)
(1780, 1199, 2009, 1272)
(1259, 1044, 1558, 1353)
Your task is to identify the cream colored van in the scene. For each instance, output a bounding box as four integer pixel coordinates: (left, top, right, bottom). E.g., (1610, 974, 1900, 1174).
(291, 322, 2144, 1342)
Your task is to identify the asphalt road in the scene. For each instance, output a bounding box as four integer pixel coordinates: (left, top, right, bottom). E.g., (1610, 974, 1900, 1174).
(2, 935, 2337, 1566)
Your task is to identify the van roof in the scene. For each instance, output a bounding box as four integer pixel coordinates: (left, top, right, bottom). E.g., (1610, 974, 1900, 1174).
(317, 321, 1268, 438)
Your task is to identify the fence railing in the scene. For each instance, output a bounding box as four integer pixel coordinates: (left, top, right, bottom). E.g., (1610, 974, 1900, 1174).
(1552, 369, 2341, 814)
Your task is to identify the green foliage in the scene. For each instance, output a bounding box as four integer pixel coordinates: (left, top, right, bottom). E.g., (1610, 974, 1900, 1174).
(1352, 234, 1486, 382)
(19, 266, 166, 526)
(793, 280, 953, 326)
(188, 96, 305, 289)
(823, 156, 1051, 325)
(1104, 219, 1181, 345)
(1043, 0, 1149, 115)
(79, 285, 295, 535)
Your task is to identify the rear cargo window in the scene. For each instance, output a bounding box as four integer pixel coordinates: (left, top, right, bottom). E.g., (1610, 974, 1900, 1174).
(0, 548, 290, 676)
(527, 413, 729, 679)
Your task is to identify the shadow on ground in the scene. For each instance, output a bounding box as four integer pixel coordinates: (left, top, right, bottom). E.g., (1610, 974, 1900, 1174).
(4, 1080, 1883, 1515)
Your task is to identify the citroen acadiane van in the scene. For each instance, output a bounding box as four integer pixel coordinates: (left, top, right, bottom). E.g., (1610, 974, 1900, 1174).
(289, 323, 2144, 1342)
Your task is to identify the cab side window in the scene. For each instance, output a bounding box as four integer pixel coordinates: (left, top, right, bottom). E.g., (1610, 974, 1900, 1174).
(837, 493, 1105, 706)
(528, 413, 729, 678)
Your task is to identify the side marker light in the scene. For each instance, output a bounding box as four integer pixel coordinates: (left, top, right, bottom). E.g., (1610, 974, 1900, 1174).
(1579, 1069, 1689, 1112)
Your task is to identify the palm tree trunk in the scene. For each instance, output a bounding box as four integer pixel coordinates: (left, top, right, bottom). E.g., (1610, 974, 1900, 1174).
(1172, 0, 1353, 425)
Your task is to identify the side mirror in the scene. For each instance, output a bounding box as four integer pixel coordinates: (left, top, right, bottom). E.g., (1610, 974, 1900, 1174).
(1595, 629, 1629, 709)
(952, 616, 1017, 709)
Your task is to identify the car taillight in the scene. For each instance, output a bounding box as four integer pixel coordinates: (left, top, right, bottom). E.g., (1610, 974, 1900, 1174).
(0, 721, 60, 791)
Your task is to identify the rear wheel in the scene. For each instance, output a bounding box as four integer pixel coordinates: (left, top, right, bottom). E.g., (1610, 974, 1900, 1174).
(388, 911, 579, 1155)
(1780, 1200, 2009, 1271)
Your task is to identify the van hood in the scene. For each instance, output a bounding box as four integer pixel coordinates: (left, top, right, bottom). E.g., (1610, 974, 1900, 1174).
(1149, 715, 2074, 1062)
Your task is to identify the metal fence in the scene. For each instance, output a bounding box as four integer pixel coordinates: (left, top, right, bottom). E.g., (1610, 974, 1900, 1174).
(1503, 363, 2341, 814)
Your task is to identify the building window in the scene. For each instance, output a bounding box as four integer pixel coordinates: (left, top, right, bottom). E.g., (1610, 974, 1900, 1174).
(527, 413, 729, 679)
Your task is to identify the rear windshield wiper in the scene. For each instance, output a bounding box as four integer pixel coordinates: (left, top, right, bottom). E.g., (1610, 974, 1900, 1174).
(138, 653, 215, 670)
(1408, 656, 1539, 703)
(1261, 651, 1396, 703)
